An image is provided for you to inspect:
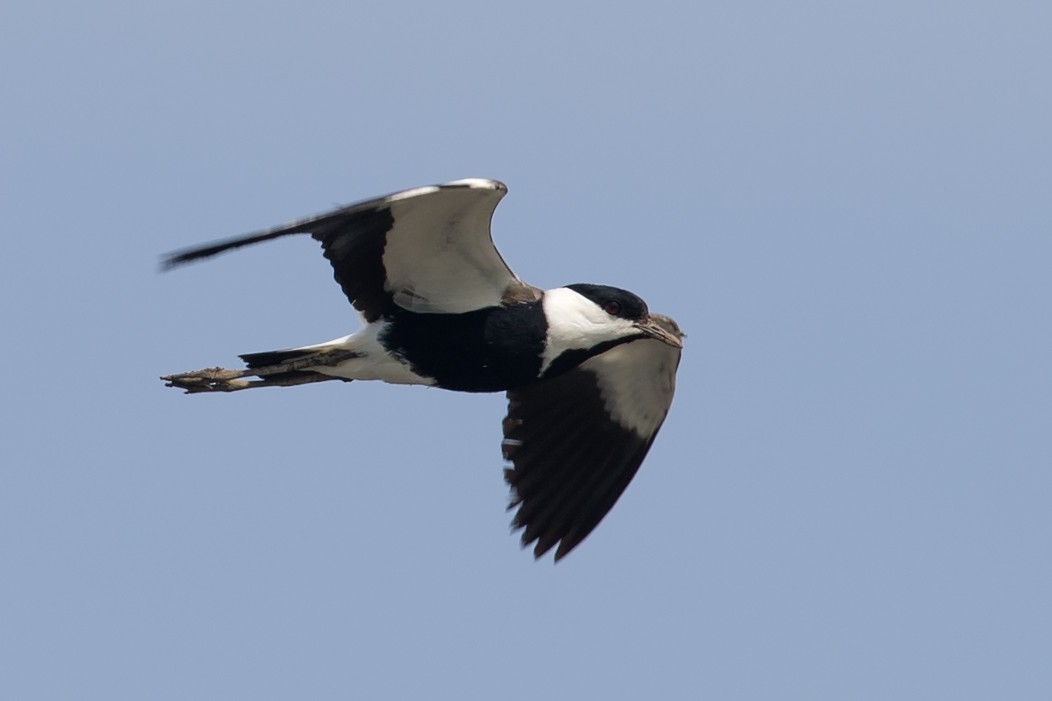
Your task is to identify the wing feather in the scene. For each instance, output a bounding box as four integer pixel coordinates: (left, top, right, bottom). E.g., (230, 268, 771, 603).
(502, 324, 683, 560)
(162, 178, 530, 321)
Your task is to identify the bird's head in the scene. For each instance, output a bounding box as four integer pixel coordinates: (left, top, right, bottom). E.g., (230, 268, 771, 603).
(539, 284, 682, 376)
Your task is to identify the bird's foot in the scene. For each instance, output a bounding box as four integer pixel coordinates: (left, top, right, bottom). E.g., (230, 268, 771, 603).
(162, 349, 360, 394)
(162, 367, 252, 393)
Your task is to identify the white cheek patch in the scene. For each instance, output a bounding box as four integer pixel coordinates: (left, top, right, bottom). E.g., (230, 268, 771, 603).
(539, 287, 637, 374)
(583, 339, 680, 438)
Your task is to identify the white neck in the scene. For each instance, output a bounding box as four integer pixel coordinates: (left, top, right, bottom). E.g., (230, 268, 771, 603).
(539, 287, 639, 374)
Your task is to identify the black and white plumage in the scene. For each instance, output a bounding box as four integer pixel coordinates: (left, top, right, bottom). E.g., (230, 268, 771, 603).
(162, 178, 684, 561)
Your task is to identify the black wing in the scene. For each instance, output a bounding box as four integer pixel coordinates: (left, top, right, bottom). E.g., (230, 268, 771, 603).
(502, 317, 683, 560)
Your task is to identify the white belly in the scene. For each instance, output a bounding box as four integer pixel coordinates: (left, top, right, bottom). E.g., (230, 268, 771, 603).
(296, 323, 437, 386)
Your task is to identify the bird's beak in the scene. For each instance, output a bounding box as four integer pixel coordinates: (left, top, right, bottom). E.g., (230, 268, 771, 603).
(635, 315, 685, 349)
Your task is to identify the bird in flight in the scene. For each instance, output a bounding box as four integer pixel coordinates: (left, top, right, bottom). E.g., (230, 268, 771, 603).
(162, 178, 683, 560)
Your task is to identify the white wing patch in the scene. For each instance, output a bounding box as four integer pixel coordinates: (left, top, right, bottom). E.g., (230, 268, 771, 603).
(382, 179, 521, 314)
(582, 337, 681, 438)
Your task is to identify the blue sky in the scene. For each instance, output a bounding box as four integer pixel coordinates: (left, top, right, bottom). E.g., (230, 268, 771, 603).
(2, 1, 1050, 698)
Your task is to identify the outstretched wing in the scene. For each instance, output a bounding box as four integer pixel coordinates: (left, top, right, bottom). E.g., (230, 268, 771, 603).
(162, 178, 534, 321)
(502, 316, 684, 561)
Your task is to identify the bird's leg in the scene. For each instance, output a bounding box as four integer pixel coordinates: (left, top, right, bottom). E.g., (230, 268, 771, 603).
(162, 349, 360, 394)
(162, 366, 254, 393)
(162, 370, 347, 393)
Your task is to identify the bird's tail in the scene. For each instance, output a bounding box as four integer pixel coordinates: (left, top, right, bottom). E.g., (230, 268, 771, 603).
(240, 347, 321, 373)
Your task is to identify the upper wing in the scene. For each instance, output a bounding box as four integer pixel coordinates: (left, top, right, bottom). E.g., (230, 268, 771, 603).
(162, 178, 533, 321)
(502, 316, 684, 561)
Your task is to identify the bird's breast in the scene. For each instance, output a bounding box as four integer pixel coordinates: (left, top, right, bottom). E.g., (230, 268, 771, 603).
(379, 303, 548, 392)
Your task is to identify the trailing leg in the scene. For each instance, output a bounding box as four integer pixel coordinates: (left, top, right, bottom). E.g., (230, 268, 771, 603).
(162, 348, 360, 394)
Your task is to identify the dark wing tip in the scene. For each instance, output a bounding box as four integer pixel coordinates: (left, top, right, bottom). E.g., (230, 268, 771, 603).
(159, 242, 229, 271)
(158, 203, 356, 273)
(159, 224, 315, 272)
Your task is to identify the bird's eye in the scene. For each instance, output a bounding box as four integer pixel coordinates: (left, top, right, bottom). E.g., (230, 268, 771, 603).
(603, 301, 622, 316)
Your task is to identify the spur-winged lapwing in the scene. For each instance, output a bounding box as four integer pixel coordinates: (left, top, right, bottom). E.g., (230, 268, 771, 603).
(162, 178, 684, 560)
